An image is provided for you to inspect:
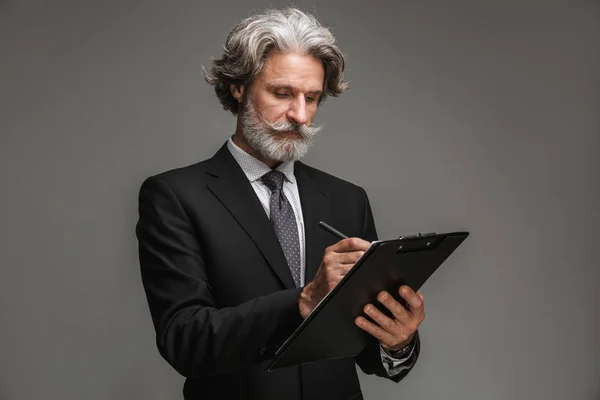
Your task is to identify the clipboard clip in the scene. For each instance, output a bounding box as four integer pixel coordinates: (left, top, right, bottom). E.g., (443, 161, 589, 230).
(398, 232, 437, 240)
(396, 232, 438, 253)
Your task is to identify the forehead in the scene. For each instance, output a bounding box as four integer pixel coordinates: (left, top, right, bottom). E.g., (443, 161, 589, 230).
(255, 51, 325, 92)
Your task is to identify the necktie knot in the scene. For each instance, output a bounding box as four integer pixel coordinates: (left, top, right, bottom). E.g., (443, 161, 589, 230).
(261, 170, 285, 192)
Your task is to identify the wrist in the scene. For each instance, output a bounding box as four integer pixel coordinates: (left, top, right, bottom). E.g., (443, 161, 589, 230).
(383, 333, 415, 355)
(298, 283, 315, 319)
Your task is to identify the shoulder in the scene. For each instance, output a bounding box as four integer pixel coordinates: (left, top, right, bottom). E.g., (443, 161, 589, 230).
(296, 162, 368, 199)
(137, 158, 214, 201)
(149, 159, 210, 185)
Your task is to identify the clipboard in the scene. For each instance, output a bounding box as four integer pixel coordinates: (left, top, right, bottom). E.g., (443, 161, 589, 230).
(267, 231, 469, 371)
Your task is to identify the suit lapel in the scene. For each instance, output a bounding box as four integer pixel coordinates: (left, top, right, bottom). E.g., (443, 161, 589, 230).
(295, 163, 330, 283)
(206, 144, 296, 289)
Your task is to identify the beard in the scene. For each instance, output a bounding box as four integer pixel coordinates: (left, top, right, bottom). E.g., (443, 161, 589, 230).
(240, 97, 322, 163)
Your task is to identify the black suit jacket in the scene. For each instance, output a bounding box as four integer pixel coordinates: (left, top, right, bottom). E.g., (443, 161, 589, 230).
(136, 143, 419, 400)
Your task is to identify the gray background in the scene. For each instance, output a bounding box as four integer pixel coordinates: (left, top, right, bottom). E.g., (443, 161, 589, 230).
(1, 0, 598, 399)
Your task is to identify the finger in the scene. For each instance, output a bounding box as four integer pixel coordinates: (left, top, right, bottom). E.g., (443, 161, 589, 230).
(329, 237, 371, 253)
(333, 264, 352, 277)
(363, 303, 397, 335)
(376, 291, 411, 324)
(354, 316, 395, 346)
(336, 250, 365, 265)
(399, 286, 424, 317)
(416, 290, 425, 302)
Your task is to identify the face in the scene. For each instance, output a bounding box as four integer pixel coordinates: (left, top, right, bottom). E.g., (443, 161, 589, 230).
(233, 51, 325, 165)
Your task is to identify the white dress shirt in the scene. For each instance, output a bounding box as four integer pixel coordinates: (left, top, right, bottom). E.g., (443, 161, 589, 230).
(226, 137, 414, 376)
(227, 138, 306, 286)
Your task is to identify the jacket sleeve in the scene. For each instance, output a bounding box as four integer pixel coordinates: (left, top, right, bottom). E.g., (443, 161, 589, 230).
(136, 176, 303, 378)
(353, 187, 421, 382)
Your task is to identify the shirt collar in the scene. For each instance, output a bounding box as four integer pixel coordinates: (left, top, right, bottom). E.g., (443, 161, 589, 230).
(227, 137, 296, 184)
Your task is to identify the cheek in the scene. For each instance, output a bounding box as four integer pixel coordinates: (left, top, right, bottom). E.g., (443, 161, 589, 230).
(306, 107, 318, 124)
(260, 102, 289, 122)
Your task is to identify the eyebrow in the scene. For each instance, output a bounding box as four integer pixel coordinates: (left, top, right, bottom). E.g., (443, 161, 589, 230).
(266, 84, 322, 96)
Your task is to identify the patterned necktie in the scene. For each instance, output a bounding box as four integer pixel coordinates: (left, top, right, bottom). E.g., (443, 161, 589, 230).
(261, 170, 302, 287)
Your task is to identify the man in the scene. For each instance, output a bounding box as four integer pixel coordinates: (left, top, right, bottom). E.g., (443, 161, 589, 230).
(136, 8, 425, 400)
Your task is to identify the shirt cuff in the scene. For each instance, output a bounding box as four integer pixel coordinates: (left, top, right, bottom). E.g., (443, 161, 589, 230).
(379, 339, 416, 376)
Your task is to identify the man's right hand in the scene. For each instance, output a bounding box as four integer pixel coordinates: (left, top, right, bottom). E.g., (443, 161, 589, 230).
(298, 237, 371, 319)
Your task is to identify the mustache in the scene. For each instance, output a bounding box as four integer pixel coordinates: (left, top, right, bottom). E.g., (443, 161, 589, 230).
(262, 118, 323, 137)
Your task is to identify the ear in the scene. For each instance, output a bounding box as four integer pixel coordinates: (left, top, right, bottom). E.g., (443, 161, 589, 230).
(230, 84, 245, 103)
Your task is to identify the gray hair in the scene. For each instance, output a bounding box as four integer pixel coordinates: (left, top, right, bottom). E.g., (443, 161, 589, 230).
(203, 8, 349, 115)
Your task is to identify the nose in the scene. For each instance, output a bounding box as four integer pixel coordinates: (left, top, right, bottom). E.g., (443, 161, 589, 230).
(287, 95, 308, 126)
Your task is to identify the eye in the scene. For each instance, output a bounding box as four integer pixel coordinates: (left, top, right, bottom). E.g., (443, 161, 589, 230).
(274, 92, 289, 99)
(306, 96, 318, 103)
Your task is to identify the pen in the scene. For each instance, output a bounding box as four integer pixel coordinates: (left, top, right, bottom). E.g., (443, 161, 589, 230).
(318, 221, 349, 240)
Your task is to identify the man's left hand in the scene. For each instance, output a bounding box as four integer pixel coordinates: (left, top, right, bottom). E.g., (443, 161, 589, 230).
(354, 285, 425, 352)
